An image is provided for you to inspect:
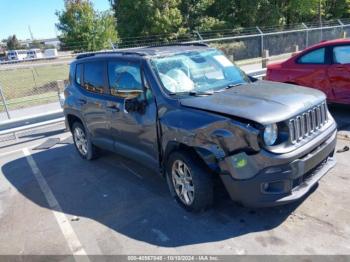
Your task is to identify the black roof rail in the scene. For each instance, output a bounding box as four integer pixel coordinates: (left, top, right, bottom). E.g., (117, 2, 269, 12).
(76, 50, 148, 59)
(146, 42, 209, 48)
(76, 53, 95, 59)
(175, 42, 209, 47)
(75, 42, 209, 59)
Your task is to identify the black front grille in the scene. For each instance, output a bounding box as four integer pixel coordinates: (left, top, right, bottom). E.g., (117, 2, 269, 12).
(289, 102, 328, 144)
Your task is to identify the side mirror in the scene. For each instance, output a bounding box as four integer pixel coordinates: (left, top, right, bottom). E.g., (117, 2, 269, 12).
(248, 75, 258, 82)
(124, 97, 147, 114)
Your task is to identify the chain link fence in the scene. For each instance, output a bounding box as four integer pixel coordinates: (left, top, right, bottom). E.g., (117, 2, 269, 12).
(0, 61, 69, 121)
(201, 19, 350, 62)
(0, 19, 349, 123)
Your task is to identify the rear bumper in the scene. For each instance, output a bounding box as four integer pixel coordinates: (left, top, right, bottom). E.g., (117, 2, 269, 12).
(219, 126, 337, 207)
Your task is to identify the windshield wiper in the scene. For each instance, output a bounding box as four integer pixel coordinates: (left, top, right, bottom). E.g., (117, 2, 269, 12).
(214, 83, 245, 93)
(168, 90, 214, 96)
(188, 90, 214, 96)
(226, 83, 245, 89)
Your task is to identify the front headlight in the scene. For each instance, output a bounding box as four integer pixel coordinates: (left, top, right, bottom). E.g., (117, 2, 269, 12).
(263, 124, 278, 146)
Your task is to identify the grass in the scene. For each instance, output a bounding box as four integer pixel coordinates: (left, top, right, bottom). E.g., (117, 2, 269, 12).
(0, 63, 68, 110)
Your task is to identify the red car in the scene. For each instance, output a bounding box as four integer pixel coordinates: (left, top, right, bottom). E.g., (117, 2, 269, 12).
(266, 39, 350, 105)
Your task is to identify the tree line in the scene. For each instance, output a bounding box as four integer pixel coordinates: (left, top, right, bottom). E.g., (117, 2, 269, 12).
(4, 0, 350, 53)
(112, 0, 350, 38)
(59, 0, 350, 51)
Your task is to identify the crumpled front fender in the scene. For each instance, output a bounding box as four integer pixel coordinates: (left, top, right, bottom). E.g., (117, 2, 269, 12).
(160, 109, 261, 170)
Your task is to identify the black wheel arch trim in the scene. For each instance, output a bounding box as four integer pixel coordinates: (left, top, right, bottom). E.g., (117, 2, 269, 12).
(64, 109, 87, 133)
(162, 141, 221, 174)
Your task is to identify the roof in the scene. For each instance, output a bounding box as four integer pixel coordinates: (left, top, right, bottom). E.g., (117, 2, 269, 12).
(75, 43, 211, 60)
(269, 38, 350, 66)
(307, 38, 350, 49)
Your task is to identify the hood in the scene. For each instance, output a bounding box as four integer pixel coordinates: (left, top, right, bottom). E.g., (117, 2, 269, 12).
(180, 81, 326, 125)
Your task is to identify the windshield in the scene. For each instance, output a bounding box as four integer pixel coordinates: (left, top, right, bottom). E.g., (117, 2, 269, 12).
(151, 49, 250, 94)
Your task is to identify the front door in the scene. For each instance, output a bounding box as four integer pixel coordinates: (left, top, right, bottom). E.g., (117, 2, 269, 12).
(328, 45, 350, 104)
(106, 58, 159, 170)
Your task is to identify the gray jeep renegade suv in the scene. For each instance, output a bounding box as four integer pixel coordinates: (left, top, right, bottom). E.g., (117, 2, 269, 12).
(64, 44, 337, 211)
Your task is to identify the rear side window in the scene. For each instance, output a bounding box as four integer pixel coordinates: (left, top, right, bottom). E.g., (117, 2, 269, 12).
(108, 61, 143, 99)
(76, 64, 82, 85)
(83, 61, 105, 94)
(333, 45, 350, 64)
(298, 48, 325, 64)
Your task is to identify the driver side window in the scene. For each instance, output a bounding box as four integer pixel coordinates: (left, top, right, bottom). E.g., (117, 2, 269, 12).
(108, 61, 143, 99)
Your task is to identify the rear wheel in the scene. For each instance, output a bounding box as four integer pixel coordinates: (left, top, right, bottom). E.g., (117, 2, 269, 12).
(166, 151, 213, 212)
(72, 122, 99, 160)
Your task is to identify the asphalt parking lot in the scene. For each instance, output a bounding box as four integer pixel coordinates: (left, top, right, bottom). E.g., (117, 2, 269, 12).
(0, 105, 349, 255)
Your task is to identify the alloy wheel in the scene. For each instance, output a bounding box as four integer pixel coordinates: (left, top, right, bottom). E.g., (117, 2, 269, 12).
(73, 127, 88, 156)
(171, 160, 195, 205)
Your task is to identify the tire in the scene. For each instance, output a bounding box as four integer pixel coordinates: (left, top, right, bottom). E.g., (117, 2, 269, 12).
(166, 151, 213, 212)
(71, 122, 99, 160)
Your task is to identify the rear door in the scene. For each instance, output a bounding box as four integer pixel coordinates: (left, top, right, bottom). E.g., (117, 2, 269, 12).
(78, 60, 113, 150)
(328, 45, 350, 104)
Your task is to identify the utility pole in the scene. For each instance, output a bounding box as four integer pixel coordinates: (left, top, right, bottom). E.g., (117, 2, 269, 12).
(28, 26, 34, 41)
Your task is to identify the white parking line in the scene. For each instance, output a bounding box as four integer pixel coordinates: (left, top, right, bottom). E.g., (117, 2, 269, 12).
(22, 147, 89, 257)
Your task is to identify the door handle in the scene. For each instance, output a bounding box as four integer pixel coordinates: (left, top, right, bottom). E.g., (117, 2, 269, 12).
(106, 104, 120, 112)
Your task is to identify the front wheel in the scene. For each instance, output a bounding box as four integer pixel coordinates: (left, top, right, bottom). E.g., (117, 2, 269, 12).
(166, 151, 213, 212)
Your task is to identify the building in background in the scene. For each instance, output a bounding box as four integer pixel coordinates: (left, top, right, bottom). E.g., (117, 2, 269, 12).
(20, 38, 61, 49)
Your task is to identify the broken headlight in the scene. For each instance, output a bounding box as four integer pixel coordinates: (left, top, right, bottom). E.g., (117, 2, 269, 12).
(263, 124, 278, 146)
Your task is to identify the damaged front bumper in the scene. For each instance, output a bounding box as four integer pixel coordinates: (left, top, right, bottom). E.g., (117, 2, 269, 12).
(218, 124, 337, 207)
